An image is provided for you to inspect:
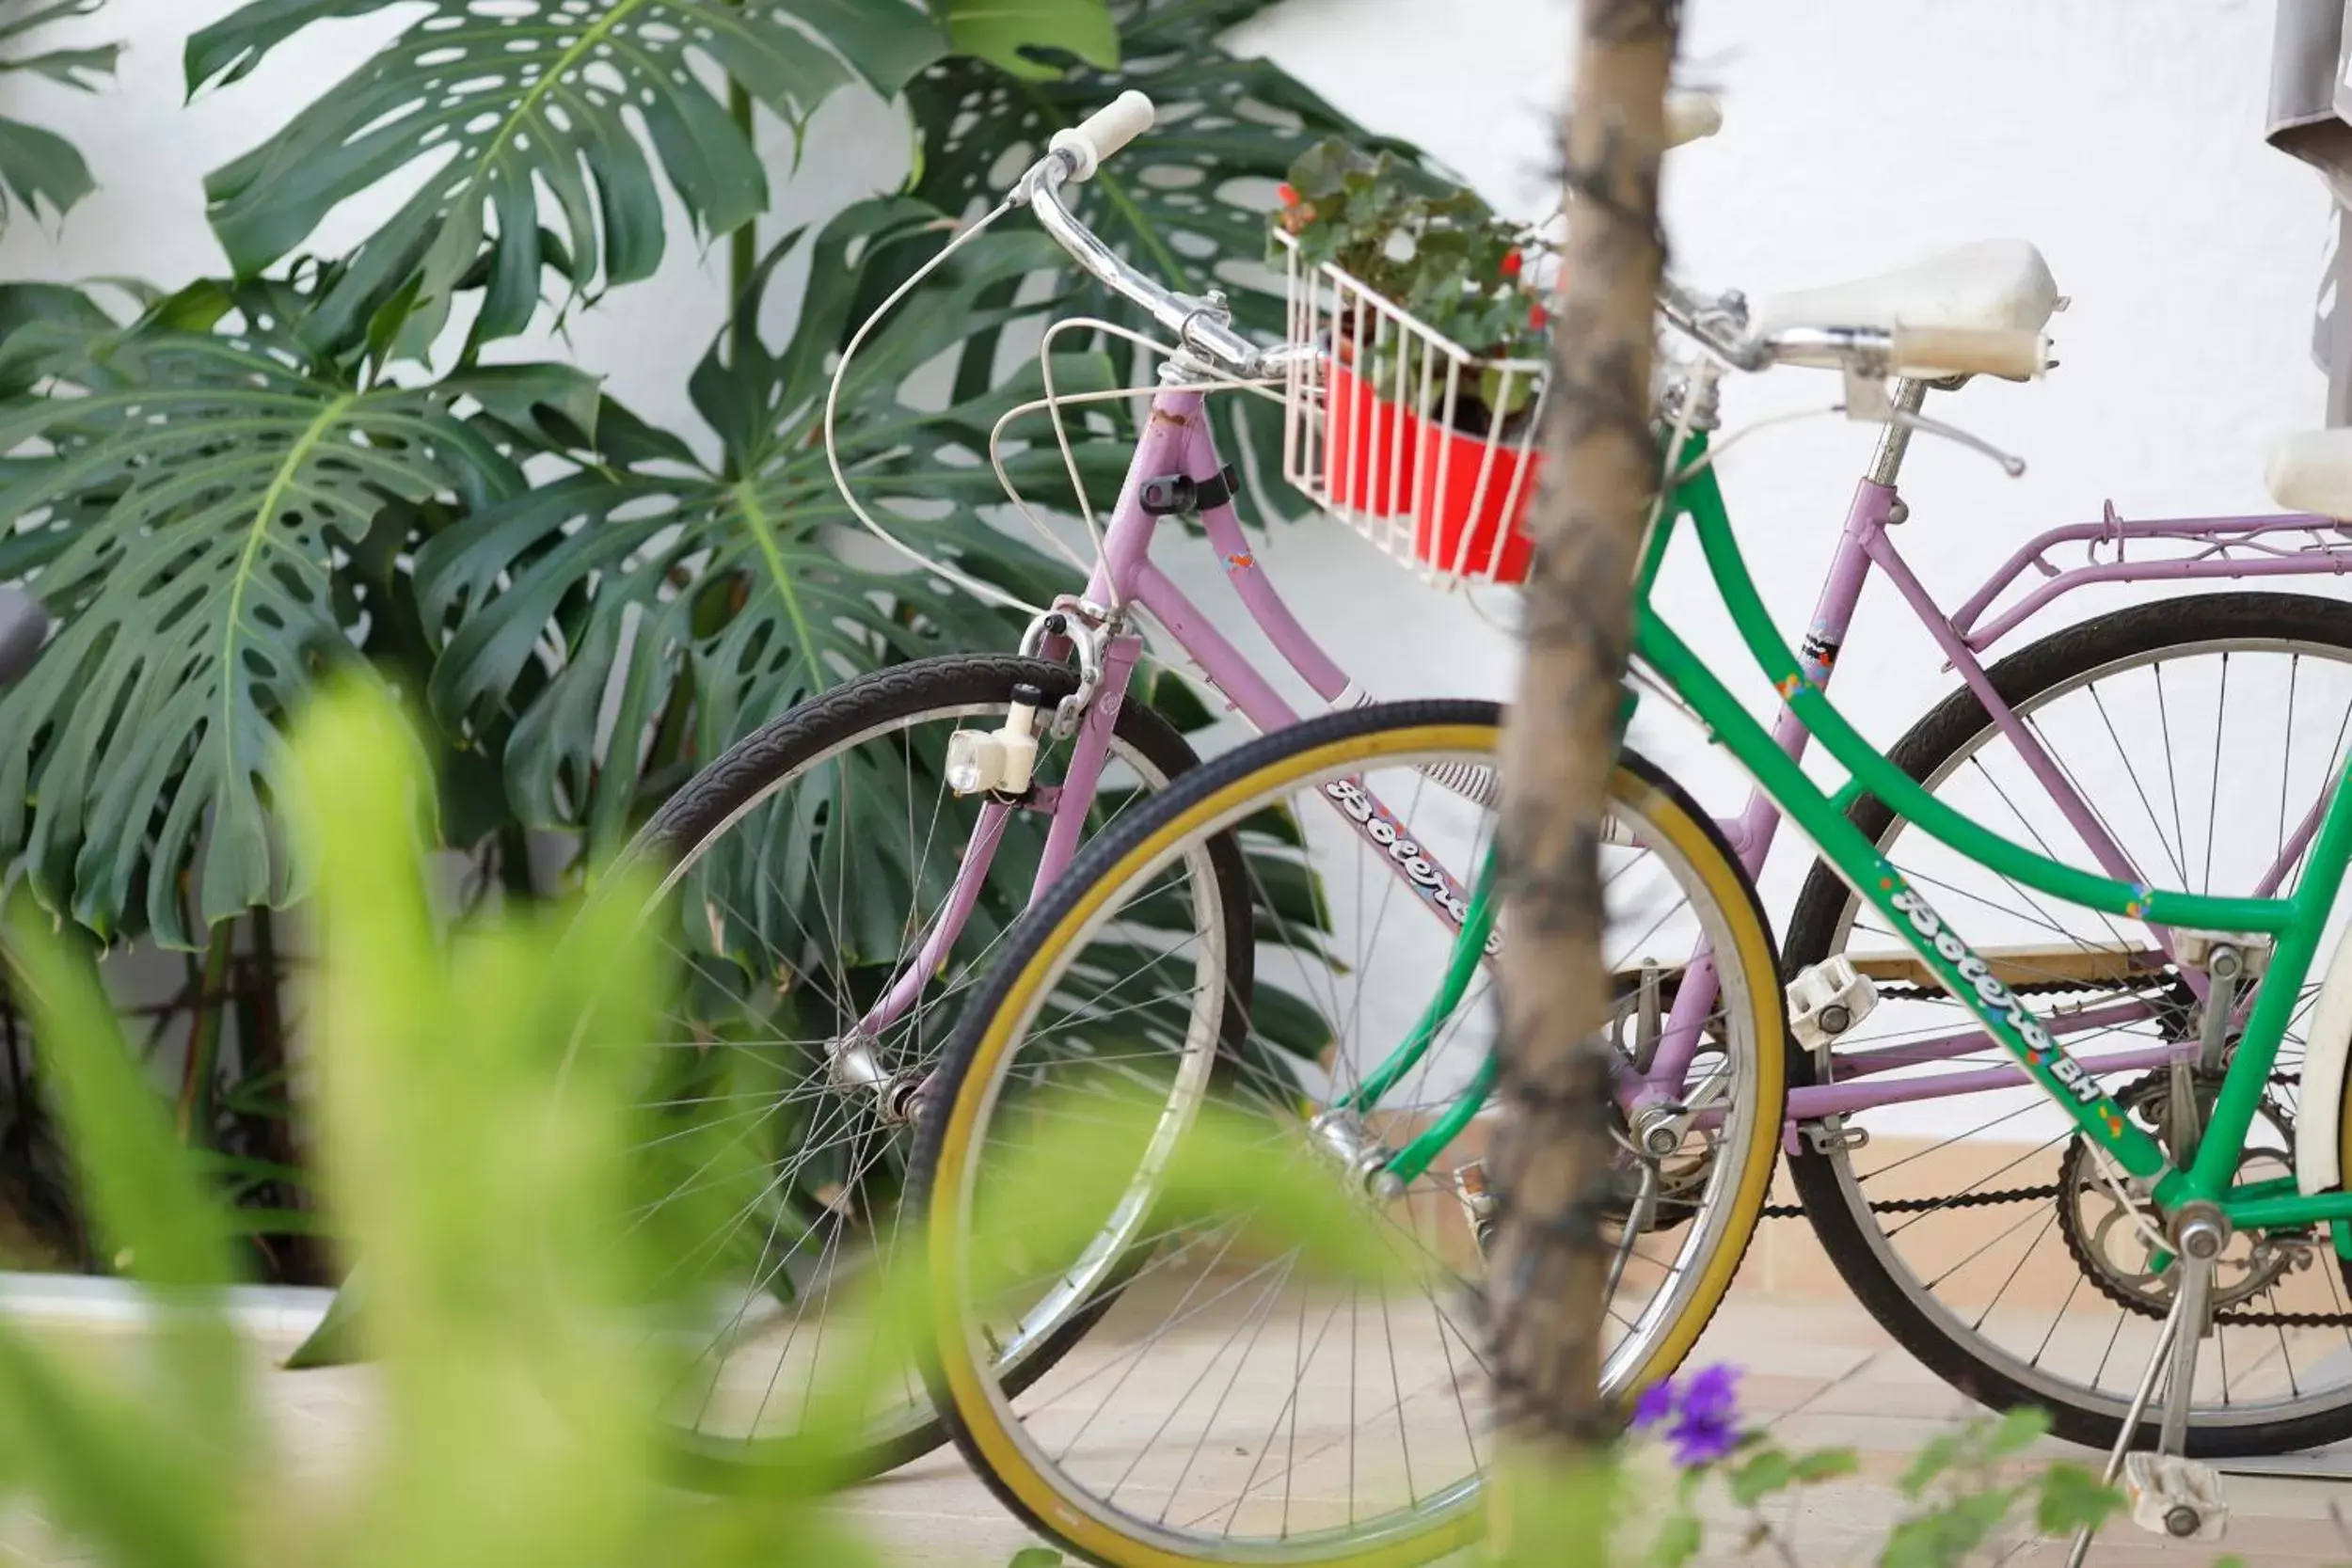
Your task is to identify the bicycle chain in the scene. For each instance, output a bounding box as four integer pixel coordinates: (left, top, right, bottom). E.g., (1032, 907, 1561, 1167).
(1869, 974, 2187, 1006)
(1761, 1186, 2352, 1325)
(1758, 1183, 2056, 1221)
(1761, 1079, 2352, 1325)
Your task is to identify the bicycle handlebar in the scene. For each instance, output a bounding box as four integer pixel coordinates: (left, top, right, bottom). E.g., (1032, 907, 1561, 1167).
(1048, 90, 1155, 182)
(1021, 93, 2042, 395)
(1659, 278, 2045, 383)
(1016, 93, 1263, 376)
(1886, 325, 2047, 381)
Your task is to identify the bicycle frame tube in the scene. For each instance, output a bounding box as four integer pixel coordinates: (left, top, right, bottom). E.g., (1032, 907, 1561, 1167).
(1645, 456, 2188, 1106)
(1642, 455, 1878, 1097)
(1641, 610, 2170, 1180)
(1953, 509, 2352, 653)
(853, 383, 1472, 1045)
(1638, 452, 2352, 1120)
(1368, 435, 2352, 1205)
(1348, 849, 1498, 1117)
(1679, 490, 2293, 932)
(1639, 488, 2352, 1208)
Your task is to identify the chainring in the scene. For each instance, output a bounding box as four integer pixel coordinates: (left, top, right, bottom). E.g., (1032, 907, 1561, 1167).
(2055, 1071, 2305, 1318)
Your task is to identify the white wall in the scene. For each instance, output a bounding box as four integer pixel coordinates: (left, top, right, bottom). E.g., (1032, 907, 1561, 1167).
(0, 1, 2339, 1101)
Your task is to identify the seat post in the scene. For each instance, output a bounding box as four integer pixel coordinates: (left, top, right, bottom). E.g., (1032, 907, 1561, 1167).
(1866, 378, 1929, 487)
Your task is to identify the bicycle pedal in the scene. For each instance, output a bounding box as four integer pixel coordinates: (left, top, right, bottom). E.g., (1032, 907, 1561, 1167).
(2122, 1452, 2227, 1542)
(1454, 1160, 1497, 1259)
(1786, 956, 1879, 1050)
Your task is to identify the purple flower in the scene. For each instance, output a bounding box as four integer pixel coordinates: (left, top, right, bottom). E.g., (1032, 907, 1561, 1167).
(1629, 1364, 1744, 1468)
(1630, 1380, 1677, 1432)
(1678, 1363, 1739, 1425)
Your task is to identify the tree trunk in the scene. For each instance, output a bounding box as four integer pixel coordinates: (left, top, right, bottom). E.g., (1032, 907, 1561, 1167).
(1486, 0, 1680, 1524)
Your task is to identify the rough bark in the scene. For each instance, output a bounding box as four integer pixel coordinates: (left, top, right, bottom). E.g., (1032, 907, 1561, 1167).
(1486, 0, 1679, 1482)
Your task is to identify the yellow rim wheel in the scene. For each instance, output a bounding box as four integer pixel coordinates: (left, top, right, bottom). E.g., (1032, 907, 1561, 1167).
(919, 706, 1784, 1568)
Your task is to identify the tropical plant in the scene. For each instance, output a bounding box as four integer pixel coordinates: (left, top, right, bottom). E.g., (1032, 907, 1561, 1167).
(0, 0, 1427, 1277)
(0, 0, 115, 225)
(905, 0, 1422, 515)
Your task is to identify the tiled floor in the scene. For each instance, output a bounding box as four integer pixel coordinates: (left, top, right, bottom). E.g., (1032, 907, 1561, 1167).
(8, 1289, 2345, 1566)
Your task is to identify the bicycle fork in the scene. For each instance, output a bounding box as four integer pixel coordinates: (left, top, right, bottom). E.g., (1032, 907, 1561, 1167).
(824, 628, 1146, 1124)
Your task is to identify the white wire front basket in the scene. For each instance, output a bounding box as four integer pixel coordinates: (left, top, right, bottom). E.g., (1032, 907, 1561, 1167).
(1279, 230, 1549, 590)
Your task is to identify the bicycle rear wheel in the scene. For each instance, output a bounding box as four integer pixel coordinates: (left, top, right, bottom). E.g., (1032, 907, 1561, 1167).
(1783, 592, 2352, 1454)
(912, 701, 1784, 1568)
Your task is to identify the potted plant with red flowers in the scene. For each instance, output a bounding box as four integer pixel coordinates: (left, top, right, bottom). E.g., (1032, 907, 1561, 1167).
(1274, 139, 1553, 581)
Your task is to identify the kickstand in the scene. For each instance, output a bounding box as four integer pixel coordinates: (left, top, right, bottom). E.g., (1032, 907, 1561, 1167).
(2065, 1232, 2221, 1566)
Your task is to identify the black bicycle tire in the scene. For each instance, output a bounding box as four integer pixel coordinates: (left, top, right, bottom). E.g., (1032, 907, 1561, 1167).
(1781, 590, 2352, 1455)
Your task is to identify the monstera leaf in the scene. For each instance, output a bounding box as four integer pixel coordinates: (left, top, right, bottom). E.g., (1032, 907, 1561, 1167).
(905, 0, 1423, 518)
(0, 0, 119, 224)
(417, 197, 1125, 852)
(0, 284, 599, 945)
(185, 0, 950, 357)
(945, 0, 1115, 79)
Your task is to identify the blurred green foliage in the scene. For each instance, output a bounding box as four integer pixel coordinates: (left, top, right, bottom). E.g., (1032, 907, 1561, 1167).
(0, 683, 1410, 1565)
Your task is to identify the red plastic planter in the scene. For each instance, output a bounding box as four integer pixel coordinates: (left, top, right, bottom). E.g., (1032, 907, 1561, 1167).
(1323, 357, 1539, 583)
(1323, 356, 1418, 517)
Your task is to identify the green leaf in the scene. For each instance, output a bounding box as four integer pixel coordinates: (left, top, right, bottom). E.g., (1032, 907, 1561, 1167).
(2033, 1463, 2122, 1537)
(1006, 1550, 1065, 1568)
(1789, 1447, 1860, 1483)
(282, 1268, 365, 1370)
(187, 0, 951, 356)
(1987, 1403, 2049, 1456)
(0, 281, 107, 391)
(1650, 1510, 1701, 1568)
(1938, 1487, 2020, 1558)
(0, 1324, 241, 1568)
(1139, 661, 1216, 733)
(1726, 1447, 1792, 1506)
(0, 0, 108, 54)
(0, 42, 119, 91)
(1895, 1430, 1964, 1499)
(0, 895, 256, 1560)
(946, 0, 1115, 79)
(0, 294, 596, 944)
(906, 0, 1431, 523)
(4, 902, 233, 1290)
(416, 198, 1104, 851)
(0, 1, 116, 225)
(0, 115, 92, 221)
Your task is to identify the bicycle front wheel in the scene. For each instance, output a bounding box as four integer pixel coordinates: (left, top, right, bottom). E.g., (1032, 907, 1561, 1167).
(567, 652, 1254, 1483)
(912, 700, 1785, 1568)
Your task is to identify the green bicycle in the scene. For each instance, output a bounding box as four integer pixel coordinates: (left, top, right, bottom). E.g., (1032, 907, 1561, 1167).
(911, 304, 2352, 1563)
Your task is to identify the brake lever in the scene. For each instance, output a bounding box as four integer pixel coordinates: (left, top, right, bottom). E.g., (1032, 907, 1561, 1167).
(1884, 406, 2028, 478)
(1838, 373, 2026, 480)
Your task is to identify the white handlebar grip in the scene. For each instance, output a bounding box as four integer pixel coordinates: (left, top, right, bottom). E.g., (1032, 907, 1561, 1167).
(1049, 90, 1156, 182)
(1889, 324, 2048, 381)
(1663, 90, 1723, 150)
